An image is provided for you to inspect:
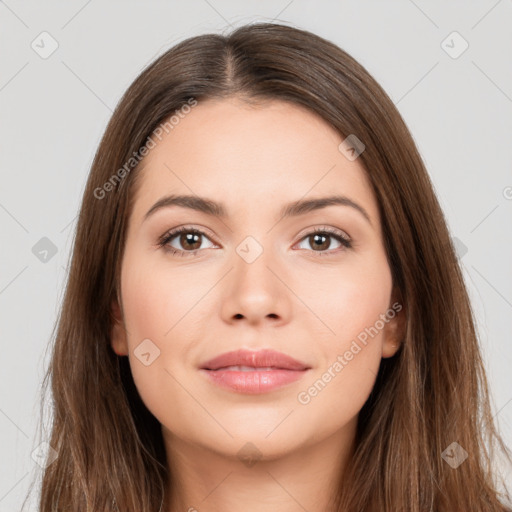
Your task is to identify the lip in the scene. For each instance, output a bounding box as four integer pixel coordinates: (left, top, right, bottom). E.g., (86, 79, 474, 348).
(199, 349, 311, 394)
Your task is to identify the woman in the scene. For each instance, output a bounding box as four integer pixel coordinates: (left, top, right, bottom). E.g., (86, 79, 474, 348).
(30, 22, 511, 511)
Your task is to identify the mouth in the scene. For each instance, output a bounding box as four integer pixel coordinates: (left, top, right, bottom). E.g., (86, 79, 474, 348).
(200, 348, 310, 371)
(209, 365, 292, 371)
(199, 349, 311, 394)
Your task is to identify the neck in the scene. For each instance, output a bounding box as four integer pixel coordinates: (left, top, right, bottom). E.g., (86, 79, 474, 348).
(162, 418, 357, 512)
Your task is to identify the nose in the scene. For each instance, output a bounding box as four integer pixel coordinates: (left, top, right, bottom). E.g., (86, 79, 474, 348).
(220, 241, 292, 327)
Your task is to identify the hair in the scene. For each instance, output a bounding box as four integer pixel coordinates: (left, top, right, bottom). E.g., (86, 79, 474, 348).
(25, 21, 511, 512)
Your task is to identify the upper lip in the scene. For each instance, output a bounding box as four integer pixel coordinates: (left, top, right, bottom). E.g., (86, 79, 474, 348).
(200, 349, 310, 371)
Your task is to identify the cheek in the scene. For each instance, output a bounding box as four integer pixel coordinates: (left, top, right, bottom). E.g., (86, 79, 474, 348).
(119, 251, 218, 418)
(297, 342, 380, 429)
(121, 253, 205, 342)
(296, 254, 392, 407)
(119, 254, 182, 411)
(300, 250, 393, 345)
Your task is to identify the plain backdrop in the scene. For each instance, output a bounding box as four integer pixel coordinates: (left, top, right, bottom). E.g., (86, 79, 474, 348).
(1, 1, 511, 509)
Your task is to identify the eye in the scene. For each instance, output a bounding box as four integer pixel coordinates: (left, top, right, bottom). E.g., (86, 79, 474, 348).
(158, 225, 352, 258)
(158, 226, 216, 257)
(295, 226, 352, 256)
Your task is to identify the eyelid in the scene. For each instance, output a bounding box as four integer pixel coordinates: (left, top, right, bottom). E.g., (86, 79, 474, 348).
(294, 224, 351, 243)
(157, 224, 219, 247)
(158, 224, 352, 256)
(292, 225, 352, 256)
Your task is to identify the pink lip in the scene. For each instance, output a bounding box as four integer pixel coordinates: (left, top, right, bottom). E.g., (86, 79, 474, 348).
(199, 349, 311, 394)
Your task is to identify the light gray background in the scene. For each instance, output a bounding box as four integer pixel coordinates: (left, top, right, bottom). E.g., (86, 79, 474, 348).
(1, 1, 511, 509)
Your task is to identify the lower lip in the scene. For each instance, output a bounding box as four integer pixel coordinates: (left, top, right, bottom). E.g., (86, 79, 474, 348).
(200, 368, 309, 394)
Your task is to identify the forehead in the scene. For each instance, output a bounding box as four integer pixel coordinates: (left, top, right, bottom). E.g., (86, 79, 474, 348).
(130, 98, 379, 225)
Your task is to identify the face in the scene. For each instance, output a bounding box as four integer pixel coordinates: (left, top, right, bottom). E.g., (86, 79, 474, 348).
(111, 97, 404, 462)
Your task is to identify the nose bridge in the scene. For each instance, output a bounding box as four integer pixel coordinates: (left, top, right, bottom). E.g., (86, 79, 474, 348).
(222, 232, 289, 323)
(233, 233, 278, 292)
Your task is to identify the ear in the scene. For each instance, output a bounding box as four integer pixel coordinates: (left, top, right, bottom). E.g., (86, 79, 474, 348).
(110, 298, 129, 356)
(381, 289, 406, 359)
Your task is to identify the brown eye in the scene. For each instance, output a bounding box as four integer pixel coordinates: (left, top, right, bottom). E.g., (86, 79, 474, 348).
(177, 232, 202, 251)
(296, 227, 352, 256)
(159, 227, 215, 256)
(308, 233, 332, 251)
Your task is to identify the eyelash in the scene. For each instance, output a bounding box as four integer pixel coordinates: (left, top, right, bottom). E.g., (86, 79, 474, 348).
(157, 225, 352, 258)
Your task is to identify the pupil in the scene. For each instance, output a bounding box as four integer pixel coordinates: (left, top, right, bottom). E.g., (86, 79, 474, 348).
(312, 234, 329, 251)
(182, 232, 201, 250)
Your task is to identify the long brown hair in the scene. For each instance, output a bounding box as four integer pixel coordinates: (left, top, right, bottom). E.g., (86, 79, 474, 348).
(26, 22, 512, 511)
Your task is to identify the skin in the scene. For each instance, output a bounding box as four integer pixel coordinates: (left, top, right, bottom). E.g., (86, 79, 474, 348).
(110, 97, 405, 512)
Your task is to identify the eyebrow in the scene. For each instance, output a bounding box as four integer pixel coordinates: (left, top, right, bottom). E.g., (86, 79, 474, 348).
(143, 194, 372, 227)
